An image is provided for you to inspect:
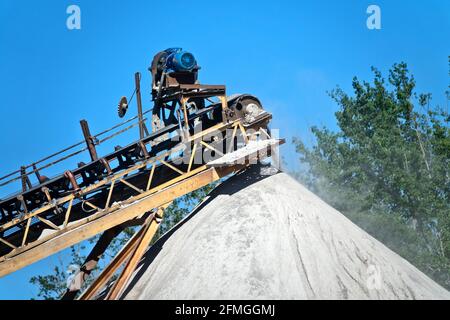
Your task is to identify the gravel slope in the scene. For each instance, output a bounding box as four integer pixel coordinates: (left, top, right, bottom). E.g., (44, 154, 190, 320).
(121, 165, 450, 300)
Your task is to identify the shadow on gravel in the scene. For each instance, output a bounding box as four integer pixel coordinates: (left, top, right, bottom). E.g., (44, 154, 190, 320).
(115, 163, 279, 299)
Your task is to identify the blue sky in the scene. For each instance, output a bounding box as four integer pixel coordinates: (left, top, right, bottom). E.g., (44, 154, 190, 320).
(0, 0, 448, 299)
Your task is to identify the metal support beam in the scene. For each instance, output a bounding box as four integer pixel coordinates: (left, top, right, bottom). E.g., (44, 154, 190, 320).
(20, 166, 31, 192)
(61, 213, 152, 300)
(78, 217, 154, 300)
(80, 119, 98, 161)
(0, 165, 237, 277)
(61, 225, 124, 300)
(106, 202, 170, 300)
(135, 72, 146, 140)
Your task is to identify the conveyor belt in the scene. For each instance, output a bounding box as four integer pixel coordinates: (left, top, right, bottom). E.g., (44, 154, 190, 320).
(0, 112, 274, 276)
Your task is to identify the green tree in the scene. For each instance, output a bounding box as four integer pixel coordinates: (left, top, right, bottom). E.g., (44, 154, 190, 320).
(293, 61, 450, 288)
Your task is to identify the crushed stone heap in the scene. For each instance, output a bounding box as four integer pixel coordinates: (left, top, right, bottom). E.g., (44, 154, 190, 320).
(121, 165, 450, 300)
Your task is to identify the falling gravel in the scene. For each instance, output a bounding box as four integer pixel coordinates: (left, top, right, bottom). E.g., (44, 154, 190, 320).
(121, 165, 450, 300)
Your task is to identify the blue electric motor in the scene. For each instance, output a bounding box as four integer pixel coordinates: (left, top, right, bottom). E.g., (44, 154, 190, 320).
(150, 48, 199, 98)
(164, 48, 197, 72)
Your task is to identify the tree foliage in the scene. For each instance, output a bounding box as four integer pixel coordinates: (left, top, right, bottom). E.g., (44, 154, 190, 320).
(293, 61, 450, 288)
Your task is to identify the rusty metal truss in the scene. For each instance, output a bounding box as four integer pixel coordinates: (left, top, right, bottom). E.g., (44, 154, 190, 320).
(0, 66, 283, 301)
